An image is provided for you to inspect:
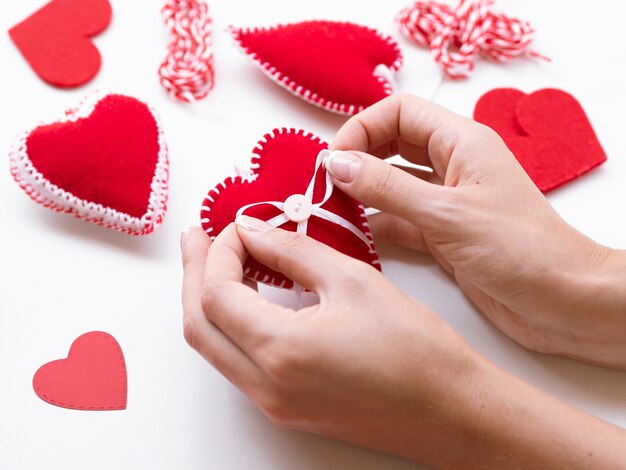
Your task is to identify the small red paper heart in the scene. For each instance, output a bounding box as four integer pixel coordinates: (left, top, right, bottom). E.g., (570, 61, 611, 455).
(230, 21, 403, 115)
(9, 92, 169, 235)
(473, 88, 607, 192)
(33, 331, 127, 411)
(200, 128, 380, 289)
(9, 0, 112, 87)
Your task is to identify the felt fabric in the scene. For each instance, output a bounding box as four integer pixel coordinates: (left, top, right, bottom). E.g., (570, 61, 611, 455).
(474, 88, 607, 192)
(200, 129, 380, 289)
(33, 332, 127, 411)
(9, 0, 112, 87)
(230, 21, 403, 115)
(9, 92, 169, 235)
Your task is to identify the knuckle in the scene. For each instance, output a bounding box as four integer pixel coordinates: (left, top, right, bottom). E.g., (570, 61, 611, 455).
(200, 286, 220, 318)
(181, 252, 193, 269)
(473, 122, 501, 142)
(396, 92, 420, 107)
(256, 389, 295, 429)
(373, 164, 399, 195)
(394, 92, 411, 103)
(347, 258, 377, 281)
(385, 214, 405, 246)
(260, 336, 307, 383)
(181, 249, 202, 272)
(272, 232, 309, 273)
(262, 344, 294, 380)
(182, 316, 198, 349)
(465, 122, 508, 154)
(281, 231, 309, 252)
(334, 259, 378, 294)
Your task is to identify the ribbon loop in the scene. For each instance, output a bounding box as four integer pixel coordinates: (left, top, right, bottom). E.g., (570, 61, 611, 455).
(235, 149, 374, 250)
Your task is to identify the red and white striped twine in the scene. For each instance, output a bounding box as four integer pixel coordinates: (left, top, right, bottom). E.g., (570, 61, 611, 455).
(397, 0, 549, 79)
(159, 0, 215, 103)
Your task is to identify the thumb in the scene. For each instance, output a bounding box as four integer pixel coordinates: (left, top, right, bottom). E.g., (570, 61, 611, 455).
(234, 215, 371, 294)
(323, 150, 449, 224)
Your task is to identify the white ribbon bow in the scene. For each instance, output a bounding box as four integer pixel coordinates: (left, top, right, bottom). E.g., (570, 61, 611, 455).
(236, 148, 374, 255)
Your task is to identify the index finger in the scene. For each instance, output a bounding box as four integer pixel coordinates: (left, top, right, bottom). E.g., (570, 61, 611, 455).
(329, 93, 475, 177)
(202, 224, 290, 358)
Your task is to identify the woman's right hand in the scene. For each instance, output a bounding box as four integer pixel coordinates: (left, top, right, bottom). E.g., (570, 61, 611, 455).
(327, 93, 626, 368)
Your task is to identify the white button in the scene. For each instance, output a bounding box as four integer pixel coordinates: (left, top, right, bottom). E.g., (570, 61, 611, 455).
(283, 194, 313, 223)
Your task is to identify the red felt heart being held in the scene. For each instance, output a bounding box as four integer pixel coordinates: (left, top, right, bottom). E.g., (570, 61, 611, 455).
(474, 88, 607, 192)
(9, 92, 169, 235)
(201, 129, 380, 289)
(33, 332, 127, 411)
(230, 21, 403, 115)
(9, 0, 112, 87)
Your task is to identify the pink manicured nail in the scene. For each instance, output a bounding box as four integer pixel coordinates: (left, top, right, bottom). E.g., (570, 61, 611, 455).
(235, 215, 272, 232)
(323, 150, 362, 183)
(180, 227, 190, 250)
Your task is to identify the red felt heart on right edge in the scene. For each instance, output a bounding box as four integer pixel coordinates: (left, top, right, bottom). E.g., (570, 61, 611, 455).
(473, 88, 607, 192)
(9, 0, 112, 87)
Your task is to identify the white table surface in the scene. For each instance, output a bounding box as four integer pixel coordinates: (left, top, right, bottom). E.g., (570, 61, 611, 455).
(1, 0, 625, 468)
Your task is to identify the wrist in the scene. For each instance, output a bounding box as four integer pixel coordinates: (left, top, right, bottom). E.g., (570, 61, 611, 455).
(577, 246, 626, 314)
(551, 239, 626, 367)
(453, 361, 626, 469)
(522, 227, 626, 367)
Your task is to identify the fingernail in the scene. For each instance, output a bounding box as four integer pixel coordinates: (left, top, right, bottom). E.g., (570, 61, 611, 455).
(235, 215, 272, 232)
(180, 227, 190, 250)
(323, 150, 362, 183)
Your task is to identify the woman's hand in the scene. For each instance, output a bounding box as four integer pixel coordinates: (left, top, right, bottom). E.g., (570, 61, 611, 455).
(327, 93, 626, 369)
(181, 224, 626, 468)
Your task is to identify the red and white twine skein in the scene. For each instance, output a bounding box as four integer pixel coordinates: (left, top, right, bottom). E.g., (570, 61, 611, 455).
(159, 0, 215, 103)
(397, 0, 549, 79)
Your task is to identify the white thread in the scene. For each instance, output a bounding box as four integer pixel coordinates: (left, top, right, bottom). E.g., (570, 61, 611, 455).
(235, 149, 374, 250)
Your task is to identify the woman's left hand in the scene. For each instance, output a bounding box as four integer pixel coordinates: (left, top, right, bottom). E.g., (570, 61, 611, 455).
(180, 222, 626, 469)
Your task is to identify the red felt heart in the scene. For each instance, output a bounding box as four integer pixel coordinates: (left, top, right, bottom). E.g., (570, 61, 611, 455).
(9, 92, 169, 235)
(200, 128, 380, 289)
(9, 0, 112, 87)
(230, 21, 403, 115)
(33, 332, 127, 411)
(473, 88, 607, 192)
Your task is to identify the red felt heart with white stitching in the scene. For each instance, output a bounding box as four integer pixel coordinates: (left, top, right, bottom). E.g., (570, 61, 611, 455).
(473, 88, 607, 192)
(230, 21, 403, 115)
(200, 128, 380, 289)
(9, 92, 169, 235)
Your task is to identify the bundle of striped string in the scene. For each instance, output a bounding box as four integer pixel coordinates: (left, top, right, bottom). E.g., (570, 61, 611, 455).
(397, 0, 548, 79)
(159, 0, 215, 103)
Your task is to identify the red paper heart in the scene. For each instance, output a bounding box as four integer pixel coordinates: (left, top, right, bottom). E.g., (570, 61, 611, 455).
(473, 88, 607, 192)
(9, 0, 112, 87)
(33, 332, 127, 411)
(200, 128, 380, 289)
(9, 92, 169, 235)
(230, 21, 403, 115)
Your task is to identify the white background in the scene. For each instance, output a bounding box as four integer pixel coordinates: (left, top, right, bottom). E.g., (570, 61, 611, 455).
(1, 0, 625, 468)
